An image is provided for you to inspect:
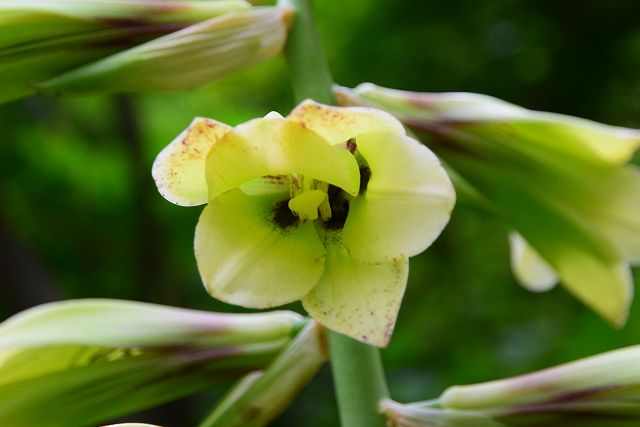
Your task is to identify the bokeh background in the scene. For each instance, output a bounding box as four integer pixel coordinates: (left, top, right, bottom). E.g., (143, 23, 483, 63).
(2, 0, 640, 425)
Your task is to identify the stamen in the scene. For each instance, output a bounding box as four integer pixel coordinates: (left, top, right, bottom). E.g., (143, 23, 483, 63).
(316, 182, 332, 221)
(288, 190, 325, 221)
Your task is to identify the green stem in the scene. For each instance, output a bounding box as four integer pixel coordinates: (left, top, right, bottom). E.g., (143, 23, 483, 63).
(277, 0, 389, 425)
(328, 332, 390, 427)
(278, 0, 334, 105)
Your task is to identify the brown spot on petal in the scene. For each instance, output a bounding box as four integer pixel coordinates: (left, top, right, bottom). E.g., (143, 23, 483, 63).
(265, 174, 288, 183)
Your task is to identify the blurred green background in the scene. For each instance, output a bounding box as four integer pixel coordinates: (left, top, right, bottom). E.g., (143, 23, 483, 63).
(2, 0, 640, 425)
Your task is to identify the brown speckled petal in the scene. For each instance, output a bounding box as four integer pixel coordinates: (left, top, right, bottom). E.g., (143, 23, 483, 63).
(287, 99, 405, 146)
(302, 238, 408, 348)
(152, 117, 231, 206)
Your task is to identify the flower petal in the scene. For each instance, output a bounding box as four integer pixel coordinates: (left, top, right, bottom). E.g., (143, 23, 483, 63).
(152, 117, 231, 206)
(195, 189, 325, 308)
(509, 232, 558, 292)
(302, 239, 408, 347)
(556, 252, 633, 327)
(589, 166, 640, 264)
(444, 148, 633, 325)
(206, 117, 360, 197)
(239, 176, 290, 197)
(288, 99, 406, 145)
(343, 132, 455, 261)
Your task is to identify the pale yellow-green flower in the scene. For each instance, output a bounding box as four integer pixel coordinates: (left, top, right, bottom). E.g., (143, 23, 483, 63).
(336, 83, 640, 328)
(152, 101, 455, 347)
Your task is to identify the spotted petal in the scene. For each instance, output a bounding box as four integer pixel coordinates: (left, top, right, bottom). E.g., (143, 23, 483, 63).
(205, 116, 360, 197)
(195, 189, 326, 308)
(343, 131, 455, 261)
(152, 117, 231, 206)
(288, 99, 406, 146)
(302, 239, 408, 347)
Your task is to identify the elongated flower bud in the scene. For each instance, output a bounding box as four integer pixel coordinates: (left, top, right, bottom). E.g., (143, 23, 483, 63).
(0, 1, 291, 102)
(380, 399, 504, 427)
(0, 299, 304, 427)
(382, 345, 640, 427)
(336, 83, 640, 329)
(40, 8, 292, 93)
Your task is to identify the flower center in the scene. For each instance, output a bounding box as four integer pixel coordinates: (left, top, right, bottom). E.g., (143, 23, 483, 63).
(275, 164, 371, 230)
(287, 175, 333, 222)
(271, 139, 371, 230)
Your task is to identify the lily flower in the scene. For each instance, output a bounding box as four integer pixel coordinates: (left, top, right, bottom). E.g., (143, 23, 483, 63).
(152, 101, 455, 347)
(335, 83, 640, 327)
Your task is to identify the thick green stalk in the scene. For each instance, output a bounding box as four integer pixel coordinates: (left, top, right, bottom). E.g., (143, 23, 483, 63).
(328, 332, 390, 427)
(277, 0, 389, 425)
(278, 0, 334, 105)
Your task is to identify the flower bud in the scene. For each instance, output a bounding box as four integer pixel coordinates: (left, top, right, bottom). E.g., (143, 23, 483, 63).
(382, 345, 640, 426)
(0, 1, 290, 102)
(336, 83, 640, 328)
(0, 299, 304, 427)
